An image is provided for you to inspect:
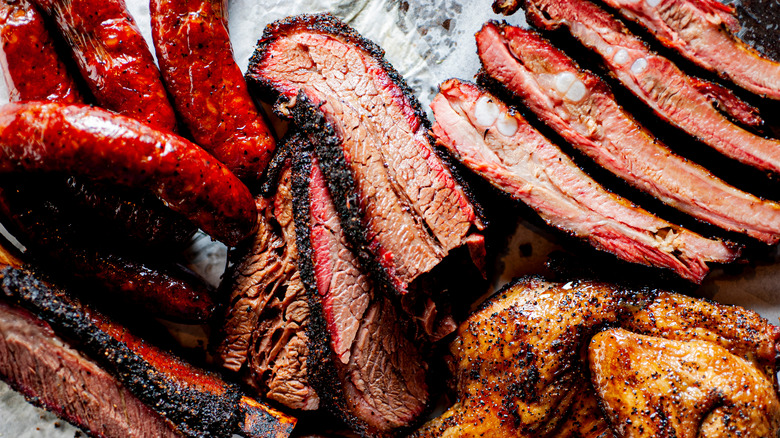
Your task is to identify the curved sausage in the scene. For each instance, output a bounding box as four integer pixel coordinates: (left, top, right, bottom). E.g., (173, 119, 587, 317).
(62, 177, 197, 250)
(0, 0, 82, 103)
(30, 0, 177, 132)
(0, 0, 197, 249)
(0, 102, 257, 246)
(150, 0, 276, 181)
(0, 177, 217, 323)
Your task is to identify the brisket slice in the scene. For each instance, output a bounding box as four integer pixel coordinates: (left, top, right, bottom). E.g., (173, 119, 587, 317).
(431, 79, 739, 283)
(0, 299, 181, 438)
(600, 0, 780, 100)
(246, 13, 484, 294)
(476, 22, 780, 244)
(0, 256, 295, 438)
(292, 143, 428, 436)
(217, 139, 319, 411)
(524, 0, 780, 175)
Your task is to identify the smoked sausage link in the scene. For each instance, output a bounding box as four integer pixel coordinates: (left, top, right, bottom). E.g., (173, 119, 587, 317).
(150, 0, 276, 181)
(0, 0, 82, 103)
(0, 102, 257, 246)
(31, 0, 177, 132)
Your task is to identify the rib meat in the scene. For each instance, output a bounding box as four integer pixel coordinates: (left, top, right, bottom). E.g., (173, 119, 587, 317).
(431, 79, 739, 283)
(292, 144, 428, 436)
(217, 146, 319, 411)
(600, 0, 780, 100)
(247, 13, 484, 294)
(476, 22, 780, 244)
(524, 0, 780, 175)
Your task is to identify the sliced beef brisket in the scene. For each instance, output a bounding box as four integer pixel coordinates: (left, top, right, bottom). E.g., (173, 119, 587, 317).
(476, 22, 780, 244)
(0, 299, 181, 438)
(246, 13, 484, 294)
(292, 144, 428, 436)
(431, 79, 739, 283)
(0, 251, 295, 438)
(217, 143, 319, 411)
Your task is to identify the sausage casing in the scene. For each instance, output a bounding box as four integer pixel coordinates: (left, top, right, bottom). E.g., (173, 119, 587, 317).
(151, 0, 276, 180)
(0, 102, 257, 246)
(0, 0, 82, 103)
(31, 0, 177, 132)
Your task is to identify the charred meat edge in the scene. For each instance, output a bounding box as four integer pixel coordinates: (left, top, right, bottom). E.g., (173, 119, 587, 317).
(0, 264, 295, 438)
(291, 139, 427, 437)
(246, 13, 484, 295)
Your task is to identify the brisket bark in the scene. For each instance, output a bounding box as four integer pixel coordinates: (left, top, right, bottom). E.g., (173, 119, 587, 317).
(246, 13, 484, 295)
(0, 252, 295, 438)
(476, 22, 780, 244)
(217, 144, 319, 411)
(0, 299, 182, 438)
(600, 0, 780, 100)
(431, 79, 739, 283)
(523, 0, 780, 176)
(292, 143, 428, 436)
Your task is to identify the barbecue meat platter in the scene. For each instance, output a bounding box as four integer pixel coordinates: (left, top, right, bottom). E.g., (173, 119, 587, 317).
(2, 0, 780, 436)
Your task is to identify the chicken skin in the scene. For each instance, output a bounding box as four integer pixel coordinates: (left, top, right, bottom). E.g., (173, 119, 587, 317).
(413, 277, 780, 437)
(591, 328, 780, 437)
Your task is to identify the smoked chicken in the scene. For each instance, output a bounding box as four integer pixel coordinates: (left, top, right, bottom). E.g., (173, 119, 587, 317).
(413, 277, 780, 437)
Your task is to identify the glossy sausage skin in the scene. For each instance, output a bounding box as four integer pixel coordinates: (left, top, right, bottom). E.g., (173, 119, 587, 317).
(0, 0, 81, 103)
(150, 0, 276, 181)
(0, 102, 257, 246)
(0, 178, 215, 323)
(30, 0, 177, 132)
(63, 177, 197, 250)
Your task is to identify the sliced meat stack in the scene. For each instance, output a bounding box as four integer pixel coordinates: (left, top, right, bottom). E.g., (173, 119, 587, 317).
(0, 246, 295, 438)
(476, 22, 780, 245)
(217, 140, 319, 411)
(246, 13, 484, 295)
(219, 132, 431, 436)
(292, 145, 428, 435)
(227, 15, 491, 434)
(430, 79, 739, 283)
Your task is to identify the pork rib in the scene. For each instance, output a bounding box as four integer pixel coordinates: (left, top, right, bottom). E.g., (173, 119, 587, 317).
(524, 0, 780, 176)
(476, 22, 780, 244)
(431, 79, 738, 283)
(600, 0, 780, 100)
(247, 13, 484, 294)
(292, 143, 428, 436)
